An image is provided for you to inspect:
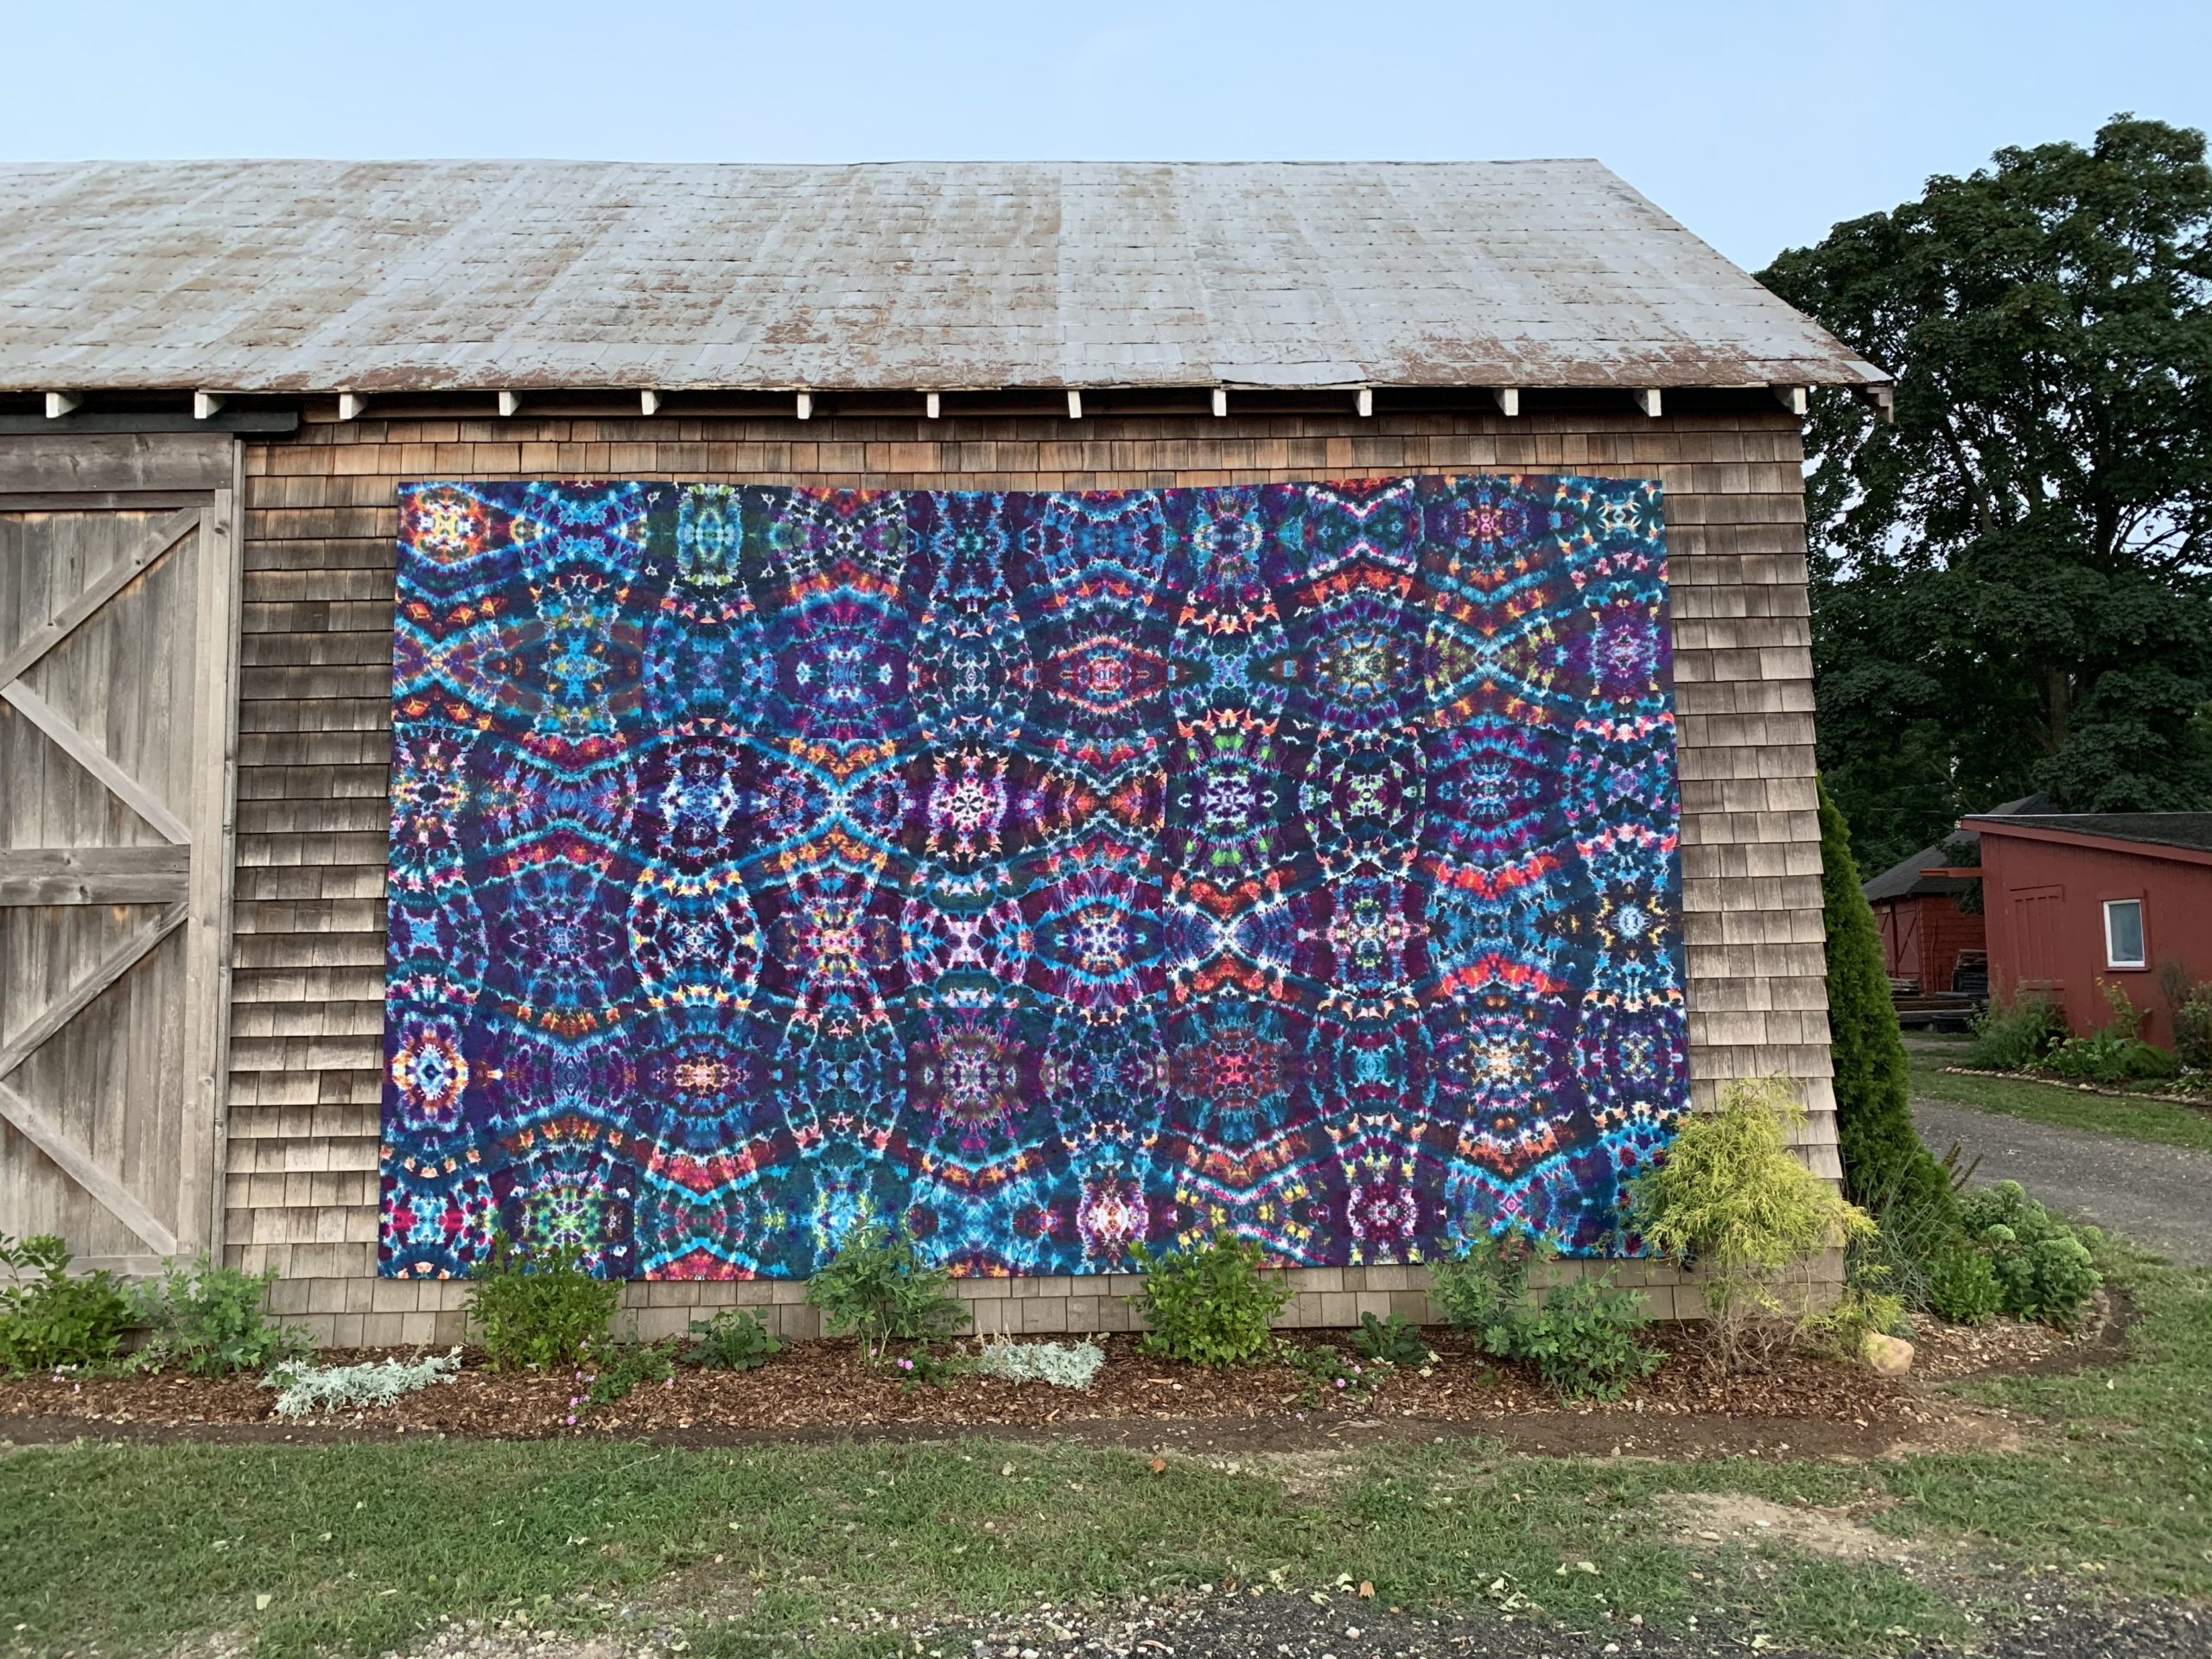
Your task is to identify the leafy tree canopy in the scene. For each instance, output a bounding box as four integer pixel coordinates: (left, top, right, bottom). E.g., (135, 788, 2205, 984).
(1761, 115, 2212, 874)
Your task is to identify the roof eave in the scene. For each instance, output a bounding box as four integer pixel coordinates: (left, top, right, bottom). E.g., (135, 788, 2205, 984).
(1962, 817, 2212, 868)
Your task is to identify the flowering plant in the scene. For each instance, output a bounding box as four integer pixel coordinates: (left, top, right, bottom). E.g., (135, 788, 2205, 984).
(1283, 1341, 1382, 1406)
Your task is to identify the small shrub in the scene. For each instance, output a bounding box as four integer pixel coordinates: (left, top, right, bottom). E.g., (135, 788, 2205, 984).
(1966, 991, 2068, 1071)
(1923, 1241, 2005, 1324)
(1802, 1274, 1909, 1361)
(975, 1337, 1106, 1389)
(1630, 1077, 1876, 1371)
(0, 1235, 131, 1373)
(1959, 1181, 2102, 1325)
(1519, 1276, 1662, 1401)
(263, 1349, 461, 1417)
(2160, 960, 2212, 1071)
(1348, 1310, 1435, 1369)
(1848, 1135, 1987, 1321)
(805, 1220, 967, 1362)
(1284, 1341, 1381, 1404)
(467, 1236, 620, 1370)
(1131, 1233, 1292, 1369)
(130, 1256, 312, 1377)
(1431, 1232, 1660, 1401)
(686, 1308, 780, 1372)
(573, 1341, 677, 1417)
(1428, 1230, 1540, 1351)
(2039, 982, 2176, 1084)
(1850, 1184, 1953, 1313)
(887, 1344, 972, 1390)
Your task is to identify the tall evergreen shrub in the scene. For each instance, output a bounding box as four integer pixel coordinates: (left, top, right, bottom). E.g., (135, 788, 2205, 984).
(1817, 778, 1955, 1223)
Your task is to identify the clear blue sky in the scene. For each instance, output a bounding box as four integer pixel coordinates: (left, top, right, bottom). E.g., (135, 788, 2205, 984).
(4, 0, 2209, 270)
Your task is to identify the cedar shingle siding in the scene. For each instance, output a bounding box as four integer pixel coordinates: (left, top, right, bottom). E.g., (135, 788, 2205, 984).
(228, 405, 1835, 1347)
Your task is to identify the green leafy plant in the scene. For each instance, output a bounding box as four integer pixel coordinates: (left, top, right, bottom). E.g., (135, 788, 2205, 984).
(1802, 1270, 1909, 1362)
(1847, 1134, 1987, 1322)
(1630, 1076, 1877, 1371)
(1348, 1310, 1434, 1369)
(887, 1344, 973, 1390)
(263, 1349, 461, 1417)
(1923, 1240, 2005, 1324)
(1428, 1230, 1539, 1351)
(129, 1256, 311, 1377)
(975, 1337, 1105, 1389)
(1516, 1276, 1663, 1401)
(1430, 1232, 1660, 1401)
(1283, 1341, 1380, 1405)
(2160, 960, 2212, 1071)
(569, 1341, 677, 1421)
(2041, 980, 2179, 1084)
(0, 1234, 131, 1373)
(685, 1308, 781, 1372)
(1967, 990, 2070, 1071)
(466, 1236, 620, 1370)
(1130, 1233, 1291, 1369)
(804, 1220, 967, 1363)
(1959, 1180, 2103, 1325)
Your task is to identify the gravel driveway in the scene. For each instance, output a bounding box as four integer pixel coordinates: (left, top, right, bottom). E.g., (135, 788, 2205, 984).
(1911, 1098, 2212, 1267)
(913, 1590, 2209, 1657)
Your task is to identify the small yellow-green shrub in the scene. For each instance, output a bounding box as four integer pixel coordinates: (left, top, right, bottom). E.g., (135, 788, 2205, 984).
(1631, 1077, 1875, 1370)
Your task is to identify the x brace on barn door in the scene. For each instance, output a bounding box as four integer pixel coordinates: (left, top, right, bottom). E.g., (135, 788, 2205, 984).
(0, 505, 202, 1255)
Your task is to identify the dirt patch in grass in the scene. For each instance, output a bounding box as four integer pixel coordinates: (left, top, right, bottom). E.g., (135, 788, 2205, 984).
(1658, 1491, 1913, 1561)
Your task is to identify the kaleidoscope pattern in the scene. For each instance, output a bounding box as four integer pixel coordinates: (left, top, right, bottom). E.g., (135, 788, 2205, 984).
(378, 476, 1687, 1279)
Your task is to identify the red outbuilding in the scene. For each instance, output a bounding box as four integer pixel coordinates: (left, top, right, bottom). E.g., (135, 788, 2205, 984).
(1864, 837, 1987, 1002)
(1961, 812, 2212, 1047)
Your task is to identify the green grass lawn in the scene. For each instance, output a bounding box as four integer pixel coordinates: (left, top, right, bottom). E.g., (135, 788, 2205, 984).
(4, 1249, 2209, 1659)
(1909, 1060, 2212, 1154)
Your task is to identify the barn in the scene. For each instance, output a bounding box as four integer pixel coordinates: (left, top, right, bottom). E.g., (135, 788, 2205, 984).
(0, 160, 1890, 1346)
(1967, 810, 2212, 1051)
(1864, 840, 1986, 1014)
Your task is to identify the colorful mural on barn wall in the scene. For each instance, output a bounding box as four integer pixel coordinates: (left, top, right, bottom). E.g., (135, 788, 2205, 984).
(378, 476, 1687, 1281)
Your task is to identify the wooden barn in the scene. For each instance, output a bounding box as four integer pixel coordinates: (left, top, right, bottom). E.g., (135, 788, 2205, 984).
(1863, 833, 1991, 1027)
(1967, 810, 2212, 1050)
(0, 160, 1891, 1346)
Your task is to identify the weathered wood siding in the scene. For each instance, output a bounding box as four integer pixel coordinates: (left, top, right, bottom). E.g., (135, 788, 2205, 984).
(228, 407, 1833, 1344)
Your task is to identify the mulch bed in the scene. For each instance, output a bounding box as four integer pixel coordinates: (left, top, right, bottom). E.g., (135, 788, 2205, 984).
(1910, 1284, 2129, 1381)
(0, 1324, 2009, 1457)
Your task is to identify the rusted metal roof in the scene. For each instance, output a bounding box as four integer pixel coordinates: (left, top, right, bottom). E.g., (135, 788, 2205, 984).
(0, 159, 1888, 396)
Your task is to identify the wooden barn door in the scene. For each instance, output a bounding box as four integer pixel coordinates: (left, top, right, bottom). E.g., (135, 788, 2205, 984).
(0, 433, 243, 1272)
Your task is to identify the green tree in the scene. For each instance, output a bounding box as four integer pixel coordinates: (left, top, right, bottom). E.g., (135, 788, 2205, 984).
(1762, 116, 2212, 874)
(1817, 778, 1954, 1223)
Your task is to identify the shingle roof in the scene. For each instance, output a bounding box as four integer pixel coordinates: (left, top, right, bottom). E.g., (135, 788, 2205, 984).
(1863, 796, 2064, 902)
(0, 159, 1889, 397)
(1971, 813, 2212, 856)
(1862, 843, 1969, 904)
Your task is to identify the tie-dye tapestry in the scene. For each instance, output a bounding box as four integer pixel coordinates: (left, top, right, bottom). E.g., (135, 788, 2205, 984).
(378, 476, 1686, 1281)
